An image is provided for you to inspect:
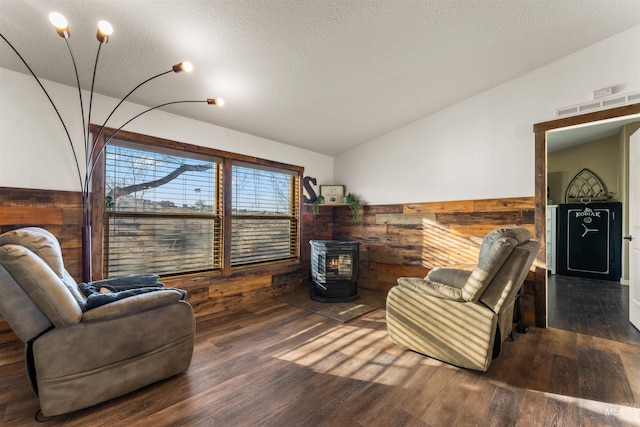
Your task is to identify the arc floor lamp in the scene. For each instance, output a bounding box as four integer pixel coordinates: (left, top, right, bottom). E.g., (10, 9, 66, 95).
(1, 12, 224, 282)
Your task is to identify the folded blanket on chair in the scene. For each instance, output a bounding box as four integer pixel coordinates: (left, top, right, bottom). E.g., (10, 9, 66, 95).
(79, 282, 187, 310)
(89, 274, 162, 291)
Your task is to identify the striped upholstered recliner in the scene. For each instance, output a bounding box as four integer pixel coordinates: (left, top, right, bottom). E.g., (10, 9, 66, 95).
(386, 227, 538, 372)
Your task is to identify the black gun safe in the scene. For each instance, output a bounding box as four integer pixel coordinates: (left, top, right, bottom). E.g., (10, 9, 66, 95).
(557, 202, 622, 281)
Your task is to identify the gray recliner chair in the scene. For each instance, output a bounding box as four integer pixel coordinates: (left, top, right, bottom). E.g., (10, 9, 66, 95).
(386, 227, 538, 372)
(0, 227, 195, 417)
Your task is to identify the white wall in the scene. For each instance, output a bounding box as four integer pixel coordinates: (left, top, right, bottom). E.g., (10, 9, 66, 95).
(3, 25, 639, 205)
(334, 26, 640, 206)
(0, 68, 333, 193)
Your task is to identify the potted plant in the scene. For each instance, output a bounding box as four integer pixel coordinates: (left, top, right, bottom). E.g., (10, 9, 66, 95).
(309, 194, 324, 217)
(346, 193, 361, 224)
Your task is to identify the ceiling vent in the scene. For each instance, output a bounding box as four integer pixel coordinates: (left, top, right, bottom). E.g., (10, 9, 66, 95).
(556, 91, 640, 118)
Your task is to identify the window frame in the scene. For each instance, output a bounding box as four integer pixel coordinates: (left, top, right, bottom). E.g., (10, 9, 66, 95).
(230, 161, 300, 267)
(90, 125, 304, 279)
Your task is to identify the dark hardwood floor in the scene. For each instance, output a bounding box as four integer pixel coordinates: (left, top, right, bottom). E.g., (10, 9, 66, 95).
(1, 295, 639, 426)
(548, 274, 640, 346)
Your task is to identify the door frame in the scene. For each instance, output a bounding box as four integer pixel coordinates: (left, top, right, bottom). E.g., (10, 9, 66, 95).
(629, 129, 640, 331)
(533, 103, 640, 328)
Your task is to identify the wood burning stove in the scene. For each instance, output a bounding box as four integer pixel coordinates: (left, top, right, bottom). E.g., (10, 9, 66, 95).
(309, 240, 360, 302)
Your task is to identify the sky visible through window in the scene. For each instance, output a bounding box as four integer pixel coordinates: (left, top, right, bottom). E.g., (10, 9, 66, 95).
(106, 143, 293, 215)
(232, 165, 292, 215)
(106, 143, 215, 212)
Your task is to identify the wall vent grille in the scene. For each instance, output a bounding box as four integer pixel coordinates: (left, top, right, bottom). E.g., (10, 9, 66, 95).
(556, 91, 640, 118)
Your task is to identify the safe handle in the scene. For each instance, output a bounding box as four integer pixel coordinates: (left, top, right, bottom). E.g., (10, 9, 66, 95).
(624, 235, 633, 241)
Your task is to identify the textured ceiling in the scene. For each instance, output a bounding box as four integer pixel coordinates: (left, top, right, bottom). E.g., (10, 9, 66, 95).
(1, 0, 639, 155)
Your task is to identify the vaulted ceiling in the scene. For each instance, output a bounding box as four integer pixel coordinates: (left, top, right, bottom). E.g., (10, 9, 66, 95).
(1, 0, 639, 155)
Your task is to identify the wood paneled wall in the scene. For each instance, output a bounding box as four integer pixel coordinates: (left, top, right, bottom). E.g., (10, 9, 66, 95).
(0, 186, 536, 366)
(311, 197, 536, 320)
(0, 187, 84, 365)
(0, 187, 83, 277)
(0, 186, 307, 365)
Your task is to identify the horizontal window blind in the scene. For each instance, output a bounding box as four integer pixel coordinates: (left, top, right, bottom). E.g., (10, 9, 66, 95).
(231, 164, 298, 266)
(105, 141, 221, 276)
(106, 142, 217, 214)
(100, 131, 302, 277)
(107, 216, 220, 276)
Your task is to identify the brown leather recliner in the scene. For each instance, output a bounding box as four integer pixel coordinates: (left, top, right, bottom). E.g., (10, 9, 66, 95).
(0, 227, 195, 416)
(386, 227, 538, 372)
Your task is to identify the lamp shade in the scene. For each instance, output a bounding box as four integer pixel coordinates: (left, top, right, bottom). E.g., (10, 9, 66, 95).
(173, 62, 193, 73)
(207, 98, 224, 106)
(96, 20, 113, 43)
(49, 12, 70, 38)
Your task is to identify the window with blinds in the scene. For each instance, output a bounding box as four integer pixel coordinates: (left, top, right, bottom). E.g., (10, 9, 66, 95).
(231, 162, 299, 266)
(105, 140, 221, 276)
(100, 131, 303, 278)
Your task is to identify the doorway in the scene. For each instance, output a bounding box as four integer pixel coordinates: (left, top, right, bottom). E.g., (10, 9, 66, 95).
(533, 103, 640, 331)
(545, 114, 640, 345)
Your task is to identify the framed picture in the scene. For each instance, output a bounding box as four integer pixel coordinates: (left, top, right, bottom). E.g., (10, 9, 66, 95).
(320, 185, 345, 204)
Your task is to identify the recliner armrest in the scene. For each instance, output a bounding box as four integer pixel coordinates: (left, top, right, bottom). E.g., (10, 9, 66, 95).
(81, 290, 185, 323)
(396, 277, 465, 301)
(426, 267, 472, 288)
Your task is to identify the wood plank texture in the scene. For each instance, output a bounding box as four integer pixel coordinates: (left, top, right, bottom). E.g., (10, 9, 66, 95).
(0, 187, 538, 363)
(548, 275, 640, 345)
(0, 186, 309, 363)
(0, 187, 534, 364)
(0, 187, 84, 364)
(317, 196, 537, 321)
(0, 300, 637, 426)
